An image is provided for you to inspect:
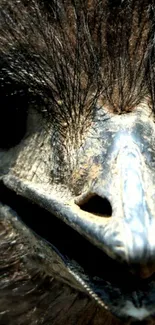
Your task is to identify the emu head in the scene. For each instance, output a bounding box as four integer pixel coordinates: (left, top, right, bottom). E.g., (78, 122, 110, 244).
(0, 0, 155, 324)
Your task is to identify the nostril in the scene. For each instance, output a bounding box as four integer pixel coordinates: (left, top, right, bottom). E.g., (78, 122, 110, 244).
(76, 194, 112, 217)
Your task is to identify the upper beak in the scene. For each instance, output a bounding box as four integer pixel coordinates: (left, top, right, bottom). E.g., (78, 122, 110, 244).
(2, 112, 155, 280)
(94, 134, 155, 278)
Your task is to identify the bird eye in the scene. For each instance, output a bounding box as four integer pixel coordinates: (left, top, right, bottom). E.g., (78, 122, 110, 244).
(0, 81, 28, 149)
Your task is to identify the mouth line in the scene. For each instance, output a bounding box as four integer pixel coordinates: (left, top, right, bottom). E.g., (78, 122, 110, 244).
(0, 182, 154, 310)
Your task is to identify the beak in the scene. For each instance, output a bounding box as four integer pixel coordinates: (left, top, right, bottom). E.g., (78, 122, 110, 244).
(2, 112, 155, 280)
(96, 134, 155, 278)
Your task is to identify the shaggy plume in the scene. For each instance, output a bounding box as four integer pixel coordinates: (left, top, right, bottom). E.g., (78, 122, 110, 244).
(0, 0, 154, 118)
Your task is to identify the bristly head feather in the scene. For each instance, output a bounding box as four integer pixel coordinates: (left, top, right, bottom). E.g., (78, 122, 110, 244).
(0, 0, 154, 117)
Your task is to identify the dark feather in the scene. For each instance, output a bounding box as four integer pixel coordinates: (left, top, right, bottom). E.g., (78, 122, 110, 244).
(0, 0, 154, 116)
(0, 203, 122, 325)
